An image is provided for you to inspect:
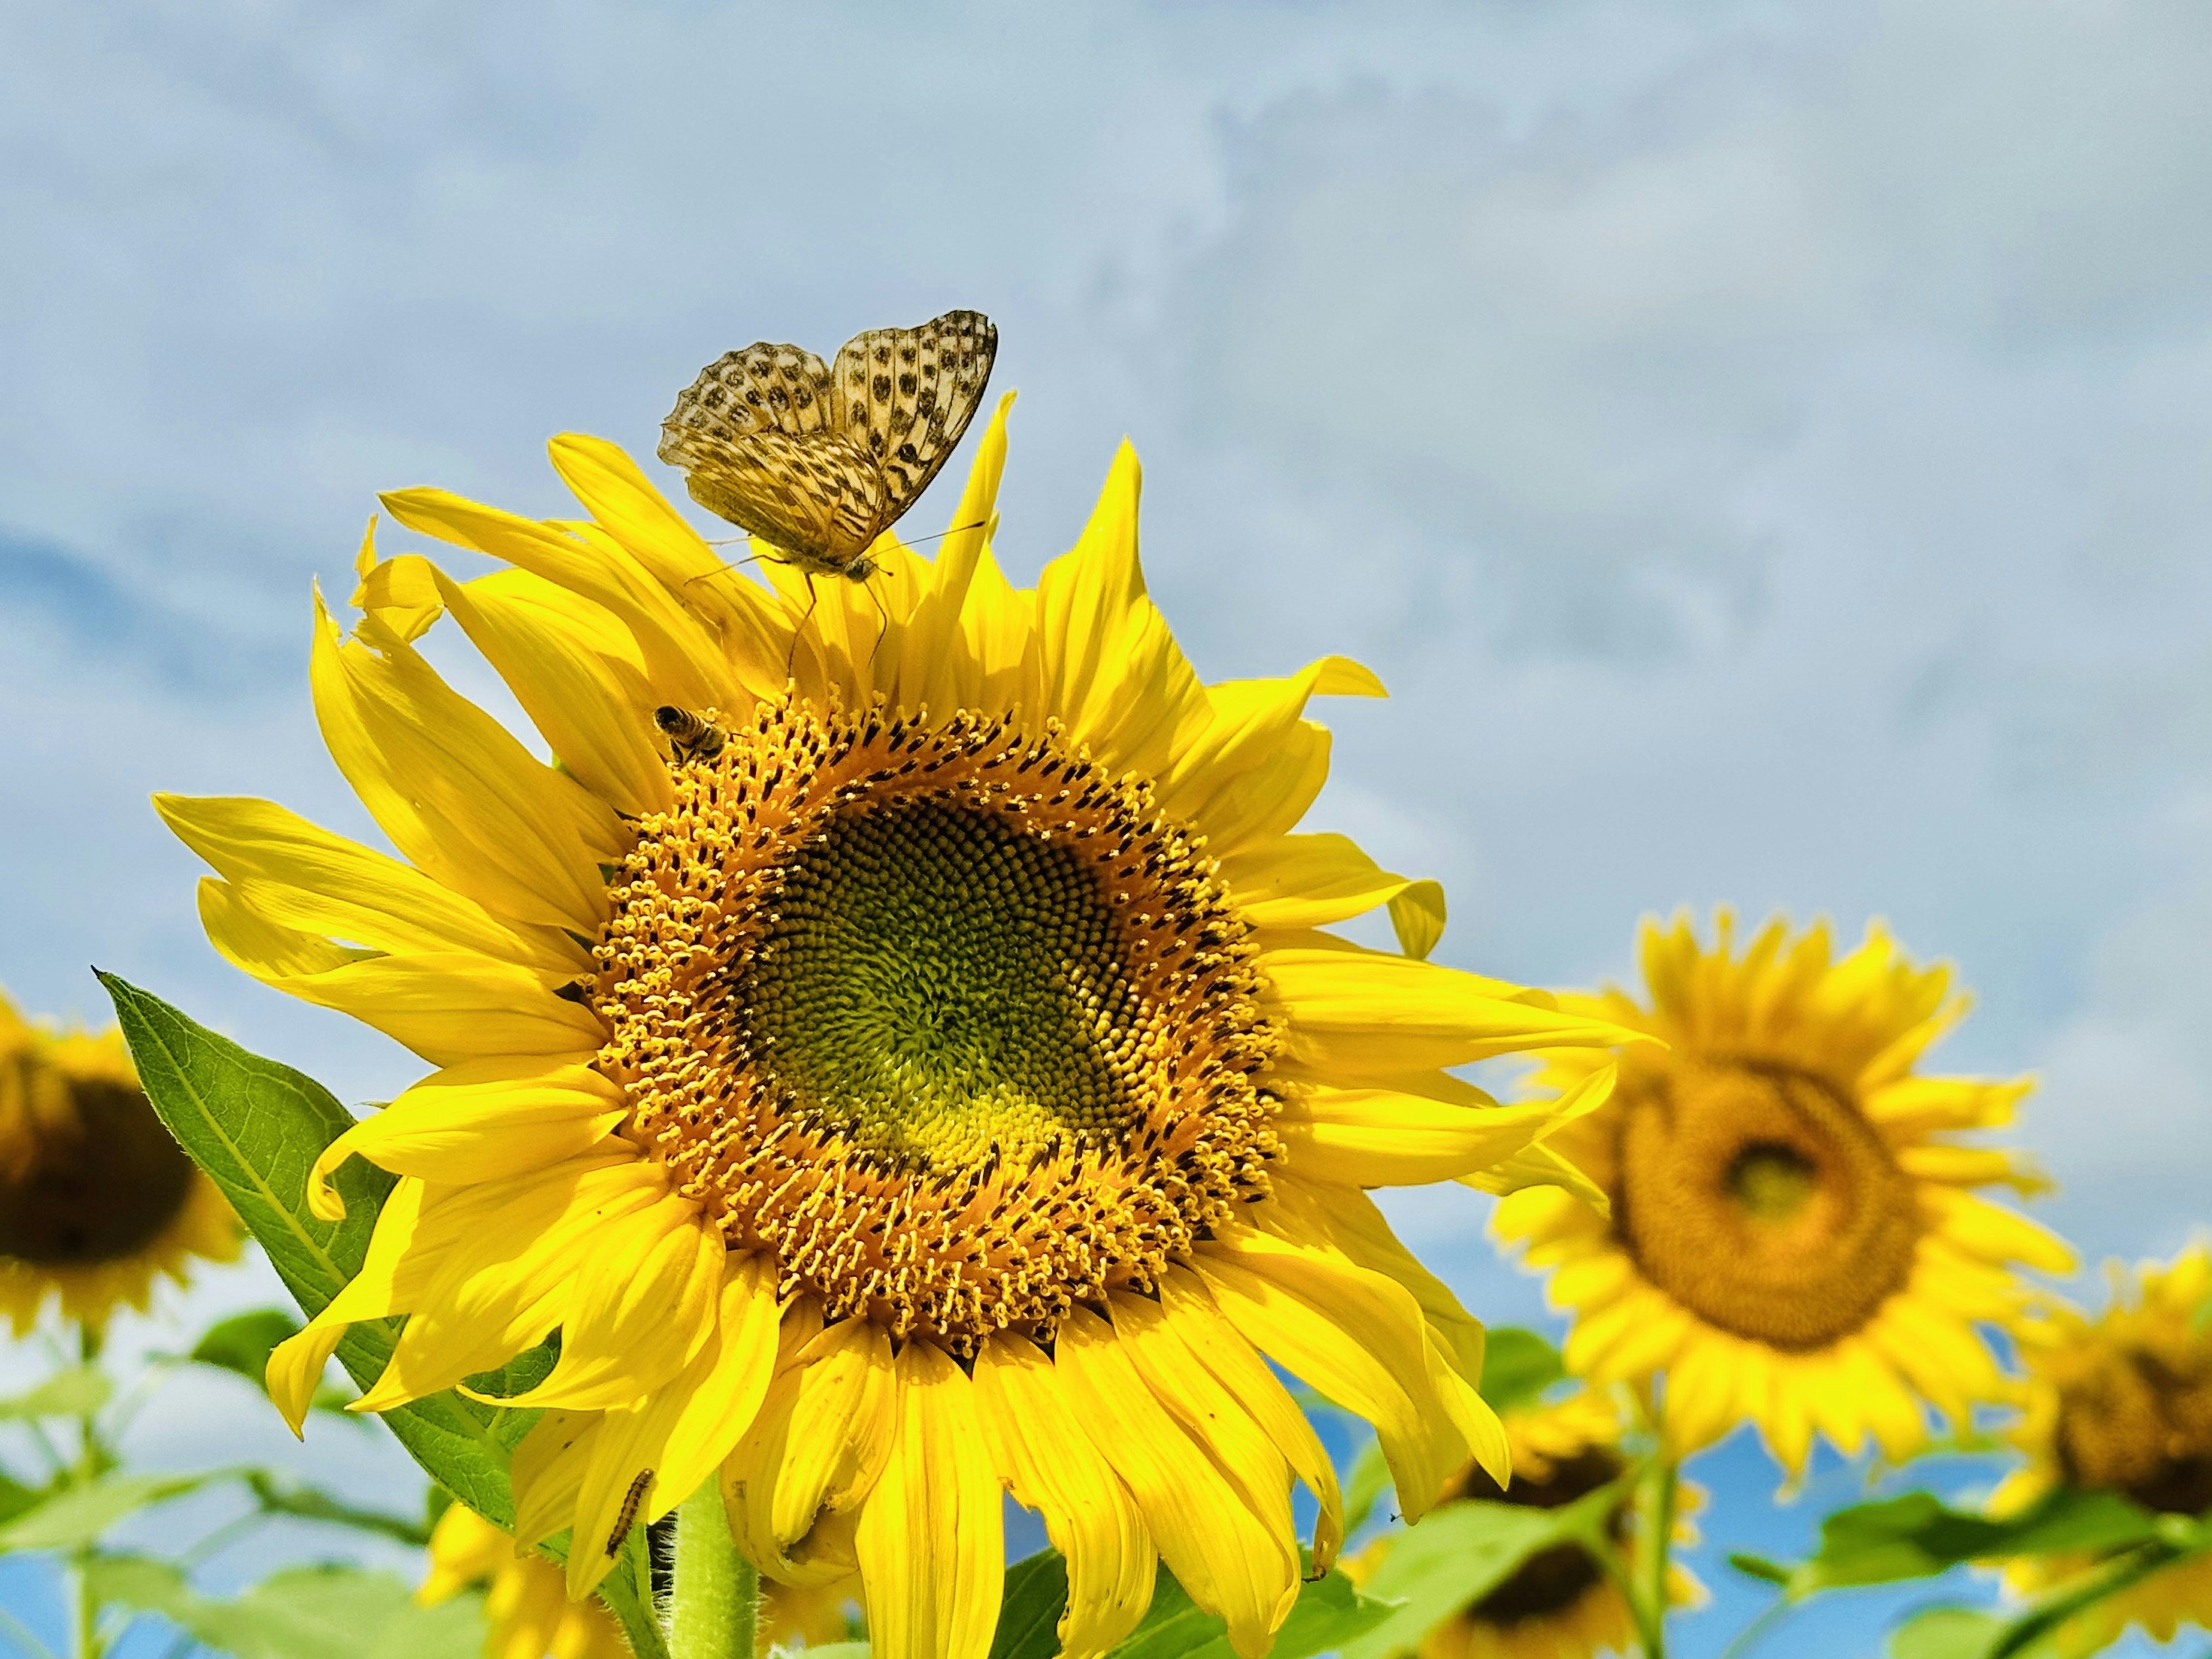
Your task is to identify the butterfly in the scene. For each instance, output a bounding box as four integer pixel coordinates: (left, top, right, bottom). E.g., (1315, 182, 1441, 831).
(657, 309, 998, 582)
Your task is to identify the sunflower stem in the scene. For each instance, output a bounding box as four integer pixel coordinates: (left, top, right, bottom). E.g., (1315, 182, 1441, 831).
(1630, 1448, 1677, 1659)
(669, 1479, 756, 1659)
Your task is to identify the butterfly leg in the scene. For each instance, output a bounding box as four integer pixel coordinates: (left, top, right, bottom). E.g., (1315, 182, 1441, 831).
(785, 573, 822, 684)
(862, 576, 891, 682)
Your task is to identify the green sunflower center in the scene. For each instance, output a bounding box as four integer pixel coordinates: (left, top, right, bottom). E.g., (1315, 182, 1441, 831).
(742, 800, 1139, 1167)
(594, 699, 1283, 1352)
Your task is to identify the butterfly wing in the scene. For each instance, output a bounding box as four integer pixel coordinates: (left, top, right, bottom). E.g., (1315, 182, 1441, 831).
(829, 310, 998, 519)
(661, 429, 885, 576)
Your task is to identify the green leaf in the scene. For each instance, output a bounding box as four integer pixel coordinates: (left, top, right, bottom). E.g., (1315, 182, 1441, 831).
(87, 1555, 487, 1659)
(990, 1550, 1069, 1659)
(1476, 1327, 1565, 1413)
(986, 1549, 1391, 1659)
(243, 1471, 431, 1548)
(1728, 1552, 1793, 1586)
(1336, 1483, 1624, 1659)
(191, 1309, 305, 1382)
(0, 1366, 113, 1421)
(1343, 1436, 1395, 1536)
(0, 1472, 211, 1550)
(98, 973, 671, 1659)
(1783, 1487, 2163, 1594)
(1889, 1607, 2005, 1659)
(0, 1472, 44, 1527)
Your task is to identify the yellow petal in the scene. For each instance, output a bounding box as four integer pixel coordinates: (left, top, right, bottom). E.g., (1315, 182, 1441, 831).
(896, 392, 1015, 718)
(1160, 657, 1382, 843)
(1033, 443, 1208, 781)
(309, 593, 623, 934)
(854, 1341, 1004, 1659)
(972, 1331, 1155, 1659)
(158, 794, 579, 972)
(1265, 942, 1654, 1074)
(1278, 1077, 1576, 1188)
(501, 1199, 721, 1410)
(774, 1320, 899, 1545)
(306, 1058, 628, 1221)
(1053, 1306, 1297, 1659)
(196, 878, 369, 980)
(1219, 833, 1431, 935)
(1156, 1268, 1344, 1570)
(380, 482, 749, 712)
(1194, 1225, 1468, 1520)
(237, 948, 603, 1069)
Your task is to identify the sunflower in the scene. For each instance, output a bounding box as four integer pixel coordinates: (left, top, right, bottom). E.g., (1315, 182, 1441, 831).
(159, 397, 1643, 1659)
(0, 987, 240, 1336)
(422, 1501, 858, 1657)
(1493, 911, 2073, 1472)
(1990, 1247, 2212, 1656)
(1349, 1389, 1700, 1659)
(422, 1502, 630, 1659)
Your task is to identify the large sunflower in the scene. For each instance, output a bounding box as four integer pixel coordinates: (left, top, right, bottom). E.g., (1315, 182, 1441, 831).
(1493, 911, 2073, 1472)
(0, 987, 241, 1335)
(1352, 1388, 1700, 1659)
(1990, 1247, 2212, 1656)
(158, 399, 1642, 1659)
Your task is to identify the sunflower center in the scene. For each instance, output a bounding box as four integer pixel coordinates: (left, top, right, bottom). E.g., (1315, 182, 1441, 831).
(742, 801, 1141, 1166)
(1454, 1446, 1625, 1626)
(2056, 1340, 2212, 1516)
(593, 700, 1281, 1354)
(1612, 1058, 1921, 1352)
(0, 1080, 195, 1267)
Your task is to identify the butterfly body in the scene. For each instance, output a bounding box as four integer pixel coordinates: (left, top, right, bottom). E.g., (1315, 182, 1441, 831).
(660, 310, 998, 579)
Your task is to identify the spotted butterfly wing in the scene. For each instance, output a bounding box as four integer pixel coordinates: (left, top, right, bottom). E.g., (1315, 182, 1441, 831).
(659, 340, 882, 574)
(830, 310, 998, 516)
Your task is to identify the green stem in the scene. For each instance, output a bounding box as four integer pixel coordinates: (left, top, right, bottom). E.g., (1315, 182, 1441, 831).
(669, 1479, 757, 1659)
(1715, 1593, 1796, 1659)
(1629, 1446, 1677, 1659)
(70, 1559, 97, 1659)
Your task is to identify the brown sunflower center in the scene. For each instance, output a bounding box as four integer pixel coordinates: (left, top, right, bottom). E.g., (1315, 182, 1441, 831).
(2055, 1339, 2212, 1516)
(1454, 1445, 1626, 1626)
(592, 699, 1281, 1354)
(1611, 1058, 1921, 1351)
(0, 1078, 195, 1267)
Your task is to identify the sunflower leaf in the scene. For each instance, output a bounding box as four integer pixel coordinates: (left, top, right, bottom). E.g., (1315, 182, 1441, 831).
(987, 1549, 1391, 1659)
(0, 1365, 112, 1421)
(0, 1471, 211, 1551)
(85, 1554, 487, 1659)
(1475, 1327, 1566, 1413)
(97, 974, 673, 1659)
(1335, 1483, 1624, 1659)
(1779, 1487, 2164, 1595)
(1888, 1607, 2006, 1659)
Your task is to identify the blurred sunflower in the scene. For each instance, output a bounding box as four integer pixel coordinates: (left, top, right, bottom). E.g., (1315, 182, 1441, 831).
(422, 1501, 858, 1657)
(1990, 1247, 2212, 1656)
(159, 399, 1642, 1659)
(0, 987, 240, 1336)
(1350, 1388, 1700, 1659)
(1493, 911, 2073, 1472)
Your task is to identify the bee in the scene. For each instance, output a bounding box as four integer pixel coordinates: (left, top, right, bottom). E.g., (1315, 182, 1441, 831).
(658, 310, 998, 585)
(605, 1468, 654, 1558)
(655, 705, 726, 764)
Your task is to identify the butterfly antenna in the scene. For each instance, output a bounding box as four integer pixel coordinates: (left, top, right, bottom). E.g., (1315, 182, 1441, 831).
(863, 577, 892, 680)
(785, 574, 821, 683)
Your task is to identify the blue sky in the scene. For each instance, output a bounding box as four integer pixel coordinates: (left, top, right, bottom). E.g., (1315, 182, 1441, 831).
(5, 2, 2212, 1654)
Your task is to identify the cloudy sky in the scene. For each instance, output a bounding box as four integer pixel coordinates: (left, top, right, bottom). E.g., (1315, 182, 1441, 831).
(6, 2, 2212, 1653)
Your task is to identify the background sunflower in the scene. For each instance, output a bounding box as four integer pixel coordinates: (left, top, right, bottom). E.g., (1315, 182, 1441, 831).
(0, 986, 240, 1336)
(1494, 911, 2074, 1474)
